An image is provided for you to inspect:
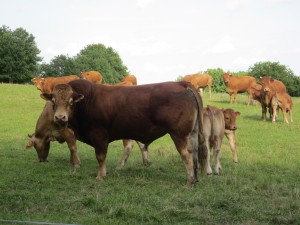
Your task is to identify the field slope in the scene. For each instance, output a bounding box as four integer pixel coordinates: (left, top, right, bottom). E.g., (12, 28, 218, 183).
(0, 84, 299, 225)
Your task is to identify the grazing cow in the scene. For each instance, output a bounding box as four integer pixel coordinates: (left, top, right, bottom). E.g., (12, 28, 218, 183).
(26, 101, 81, 167)
(271, 92, 293, 123)
(203, 106, 240, 175)
(259, 76, 287, 122)
(31, 75, 79, 94)
(80, 71, 103, 84)
(183, 73, 213, 98)
(40, 79, 208, 186)
(250, 84, 263, 104)
(26, 103, 148, 169)
(222, 73, 256, 105)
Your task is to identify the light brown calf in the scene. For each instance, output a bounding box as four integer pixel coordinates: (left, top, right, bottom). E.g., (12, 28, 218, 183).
(271, 92, 293, 123)
(203, 105, 240, 175)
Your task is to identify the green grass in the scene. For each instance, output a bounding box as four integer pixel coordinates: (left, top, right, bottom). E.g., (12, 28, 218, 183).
(0, 84, 299, 225)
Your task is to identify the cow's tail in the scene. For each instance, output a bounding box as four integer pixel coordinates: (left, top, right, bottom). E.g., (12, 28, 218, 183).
(187, 87, 208, 177)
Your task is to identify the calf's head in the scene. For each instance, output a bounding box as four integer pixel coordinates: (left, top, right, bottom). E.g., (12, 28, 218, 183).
(259, 76, 273, 93)
(40, 84, 84, 126)
(223, 109, 240, 130)
(26, 133, 50, 162)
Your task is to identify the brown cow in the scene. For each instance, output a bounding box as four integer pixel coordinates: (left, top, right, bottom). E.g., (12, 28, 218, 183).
(203, 106, 240, 175)
(271, 92, 293, 123)
(40, 80, 208, 186)
(222, 73, 256, 105)
(31, 75, 79, 94)
(26, 101, 81, 167)
(80, 71, 103, 84)
(183, 73, 213, 98)
(259, 76, 287, 122)
(250, 83, 263, 104)
(26, 102, 149, 169)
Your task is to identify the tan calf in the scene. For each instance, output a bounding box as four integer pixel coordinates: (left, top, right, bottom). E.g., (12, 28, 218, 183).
(203, 106, 240, 175)
(271, 92, 293, 123)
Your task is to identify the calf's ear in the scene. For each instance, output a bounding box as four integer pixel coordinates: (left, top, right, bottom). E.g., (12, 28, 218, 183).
(40, 93, 53, 101)
(235, 112, 241, 118)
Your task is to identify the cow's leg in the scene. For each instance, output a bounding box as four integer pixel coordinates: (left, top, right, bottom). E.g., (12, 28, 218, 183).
(234, 91, 237, 104)
(212, 138, 222, 175)
(95, 143, 108, 181)
(272, 105, 277, 123)
(262, 104, 267, 121)
(282, 107, 289, 123)
(289, 108, 293, 123)
(117, 139, 134, 169)
(208, 85, 211, 99)
(225, 130, 237, 163)
(63, 128, 80, 168)
(172, 135, 195, 187)
(229, 93, 233, 104)
(137, 142, 149, 166)
(205, 139, 212, 175)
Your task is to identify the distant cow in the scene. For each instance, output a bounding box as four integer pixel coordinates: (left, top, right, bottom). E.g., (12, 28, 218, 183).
(31, 75, 79, 94)
(203, 106, 240, 175)
(222, 73, 256, 105)
(26, 102, 148, 169)
(109, 75, 138, 86)
(250, 84, 263, 104)
(259, 76, 287, 122)
(183, 73, 213, 98)
(80, 71, 103, 84)
(271, 92, 293, 123)
(40, 80, 208, 186)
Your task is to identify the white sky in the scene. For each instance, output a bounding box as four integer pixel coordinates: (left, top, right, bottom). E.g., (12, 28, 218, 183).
(1, 0, 300, 84)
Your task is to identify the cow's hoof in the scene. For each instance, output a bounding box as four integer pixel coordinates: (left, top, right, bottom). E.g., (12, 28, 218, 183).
(74, 164, 81, 168)
(96, 176, 104, 181)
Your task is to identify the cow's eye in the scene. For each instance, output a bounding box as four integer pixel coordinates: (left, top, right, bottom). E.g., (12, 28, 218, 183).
(69, 98, 74, 105)
(51, 98, 56, 104)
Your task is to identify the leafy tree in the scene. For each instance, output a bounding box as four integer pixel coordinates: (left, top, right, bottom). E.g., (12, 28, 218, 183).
(0, 26, 41, 83)
(74, 44, 129, 83)
(40, 54, 77, 77)
(205, 68, 225, 92)
(248, 61, 299, 96)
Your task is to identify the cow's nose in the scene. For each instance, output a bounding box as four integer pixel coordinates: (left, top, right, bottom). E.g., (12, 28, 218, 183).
(55, 115, 67, 122)
(264, 87, 270, 92)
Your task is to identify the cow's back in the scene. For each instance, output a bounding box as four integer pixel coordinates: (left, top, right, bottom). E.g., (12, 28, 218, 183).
(69, 80, 199, 144)
(227, 76, 256, 92)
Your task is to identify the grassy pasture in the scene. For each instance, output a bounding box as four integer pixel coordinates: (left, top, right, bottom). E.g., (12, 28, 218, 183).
(0, 84, 299, 225)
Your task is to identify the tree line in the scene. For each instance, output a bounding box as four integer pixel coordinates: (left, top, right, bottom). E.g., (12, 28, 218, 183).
(1, 25, 300, 96)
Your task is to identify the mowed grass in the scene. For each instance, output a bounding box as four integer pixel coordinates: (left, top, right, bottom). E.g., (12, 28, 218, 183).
(0, 83, 299, 225)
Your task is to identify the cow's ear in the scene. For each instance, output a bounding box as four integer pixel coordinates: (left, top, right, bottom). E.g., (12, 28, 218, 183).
(73, 93, 84, 103)
(235, 112, 241, 118)
(40, 93, 53, 101)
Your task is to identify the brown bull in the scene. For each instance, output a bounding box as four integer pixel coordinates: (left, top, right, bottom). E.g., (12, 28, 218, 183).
(222, 73, 256, 105)
(80, 71, 103, 84)
(183, 73, 213, 98)
(259, 76, 287, 122)
(26, 102, 148, 169)
(31, 75, 79, 94)
(40, 79, 208, 186)
(203, 106, 240, 175)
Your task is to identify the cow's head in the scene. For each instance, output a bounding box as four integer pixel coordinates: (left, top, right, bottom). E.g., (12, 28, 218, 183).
(222, 73, 232, 84)
(259, 76, 274, 92)
(31, 77, 43, 91)
(223, 109, 240, 130)
(40, 84, 84, 126)
(26, 133, 50, 162)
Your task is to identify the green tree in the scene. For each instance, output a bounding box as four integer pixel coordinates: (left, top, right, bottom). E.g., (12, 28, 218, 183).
(205, 68, 225, 92)
(0, 26, 41, 83)
(248, 61, 299, 96)
(40, 54, 77, 77)
(74, 44, 129, 83)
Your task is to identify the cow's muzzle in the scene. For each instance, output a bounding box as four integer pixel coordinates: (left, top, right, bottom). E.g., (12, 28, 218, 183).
(264, 87, 270, 92)
(226, 126, 237, 131)
(54, 114, 68, 126)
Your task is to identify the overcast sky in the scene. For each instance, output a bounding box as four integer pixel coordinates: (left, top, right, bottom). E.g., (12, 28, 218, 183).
(2, 0, 300, 84)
